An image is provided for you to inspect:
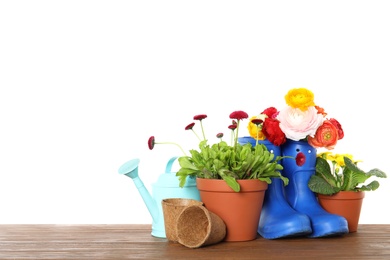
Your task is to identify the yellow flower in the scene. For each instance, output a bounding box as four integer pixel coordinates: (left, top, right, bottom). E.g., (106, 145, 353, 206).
(317, 152, 358, 169)
(334, 154, 350, 167)
(285, 88, 315, 111)
(318, 152, 335, 161)
(247, 115, 266, 140)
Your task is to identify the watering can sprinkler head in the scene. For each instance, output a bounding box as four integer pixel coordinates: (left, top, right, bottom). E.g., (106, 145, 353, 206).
(118, 158, 140, 179)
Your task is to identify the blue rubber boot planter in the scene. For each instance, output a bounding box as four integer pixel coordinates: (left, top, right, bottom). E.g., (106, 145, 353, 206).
(281, 139, 349, 238)
(238, 137, 312, 239)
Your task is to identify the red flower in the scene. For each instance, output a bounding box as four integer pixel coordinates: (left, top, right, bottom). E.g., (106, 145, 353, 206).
(228, 124, 237, 130)
(148, 136, 155, 150)
(194, 114, 207, 120)
(262, 107, 279, 119)
(262, 118, 286, 146)
(251, 118, 264, 125)
(328, 118, 344, 140)
(216, 133, 224, 138)
(185, 122, 195, 130)
(308, 120, 339, 149)
(229, 111, 248, 121)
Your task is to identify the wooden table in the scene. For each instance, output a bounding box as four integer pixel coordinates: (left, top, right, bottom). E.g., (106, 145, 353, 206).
(0, 224, 389, 259)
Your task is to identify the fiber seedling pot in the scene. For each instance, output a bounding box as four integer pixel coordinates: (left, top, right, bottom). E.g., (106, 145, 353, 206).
(176, 205, 226, 248)
(161, 198, 203, 242)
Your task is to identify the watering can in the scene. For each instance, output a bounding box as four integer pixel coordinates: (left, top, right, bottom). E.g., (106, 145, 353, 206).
(118, 156, 201, 238)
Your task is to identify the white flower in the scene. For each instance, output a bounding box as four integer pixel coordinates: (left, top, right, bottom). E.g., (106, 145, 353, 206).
(277, 106, 324, 141)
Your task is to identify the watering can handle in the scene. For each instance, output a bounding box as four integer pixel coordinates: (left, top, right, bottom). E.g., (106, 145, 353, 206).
(165, 156, 179, 173)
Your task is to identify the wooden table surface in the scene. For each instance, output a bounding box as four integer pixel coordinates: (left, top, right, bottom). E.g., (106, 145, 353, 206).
(0, 224, 389, 259)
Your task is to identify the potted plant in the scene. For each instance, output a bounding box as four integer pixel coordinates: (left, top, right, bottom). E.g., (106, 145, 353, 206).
(148, 110, 289, 242)
(242, 88, 350, 238)
(175, 111, 289, 192)
(308, 152, 387, 232)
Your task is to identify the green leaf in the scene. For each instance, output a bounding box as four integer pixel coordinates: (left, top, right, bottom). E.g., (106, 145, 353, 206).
(177, 157, 194, 169)
(258, 177, 272, 184)
(315, 157, 338, 188)
(357, 180, 380, 192)
(222, 175, 240, 192)
(308, 175, 340, 195)
(279, 175, 289, 186)
(367, 168, 387, 179)
(344, 157, 366, 175)
(311, 155, 387, 194)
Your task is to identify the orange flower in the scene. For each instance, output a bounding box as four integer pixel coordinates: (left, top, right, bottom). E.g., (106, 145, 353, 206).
(308, 120, 339, 149)
(315, 105, 327, 117)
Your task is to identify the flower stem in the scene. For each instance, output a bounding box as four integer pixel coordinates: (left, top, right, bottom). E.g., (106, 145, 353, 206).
(200, 120, 206, 141)
(155, 142, 187, 156)
(192, 129, 202, 142)
(234, 121, 240, 147)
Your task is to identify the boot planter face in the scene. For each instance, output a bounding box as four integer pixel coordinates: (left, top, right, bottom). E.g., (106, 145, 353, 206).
(238, 136, 312, 239)
(281, 139, 349, 237)
(318, 191, 365, 232)
(196, 178, 267, 242)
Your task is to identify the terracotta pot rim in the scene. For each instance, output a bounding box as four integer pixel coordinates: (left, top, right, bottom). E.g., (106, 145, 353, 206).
(317, 191, 365, 200)
(196, 178, 268, 192)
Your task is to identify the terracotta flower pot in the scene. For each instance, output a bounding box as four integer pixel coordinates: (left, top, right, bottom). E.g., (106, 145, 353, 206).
(317, 191, 365, 232)
(196, 178, 268, 241)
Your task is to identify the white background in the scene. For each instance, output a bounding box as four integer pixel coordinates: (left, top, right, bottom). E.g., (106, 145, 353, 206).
(1, 1, 389, 224)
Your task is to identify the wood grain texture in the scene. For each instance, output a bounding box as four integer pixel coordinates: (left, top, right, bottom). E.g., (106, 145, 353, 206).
(0, 224, 389, 259)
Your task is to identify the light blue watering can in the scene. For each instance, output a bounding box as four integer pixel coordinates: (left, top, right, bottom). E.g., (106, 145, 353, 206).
(118, 156, 201, 238)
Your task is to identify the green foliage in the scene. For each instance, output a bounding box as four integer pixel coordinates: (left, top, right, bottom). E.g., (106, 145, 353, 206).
(308, 156, 387, 195)
(176, 140, 290, 192)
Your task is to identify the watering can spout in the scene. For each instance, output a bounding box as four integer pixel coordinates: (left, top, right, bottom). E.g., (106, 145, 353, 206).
(118, 156, 200, 238)
(118, 158, 159, 223)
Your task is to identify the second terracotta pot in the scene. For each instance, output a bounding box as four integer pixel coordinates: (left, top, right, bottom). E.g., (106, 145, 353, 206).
(196, 178, 268, 241)
(318, 191, 365, 232)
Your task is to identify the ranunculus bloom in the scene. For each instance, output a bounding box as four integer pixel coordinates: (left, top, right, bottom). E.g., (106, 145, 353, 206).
(262, 118, 286, 146)
(277, 106, 324, 141)
(315, 105, 327, 117)
(307, 120, 339, 149)
(284, 88, 315, 111)
(262, 107, 279, 119)
(329, 118, 344, 140)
